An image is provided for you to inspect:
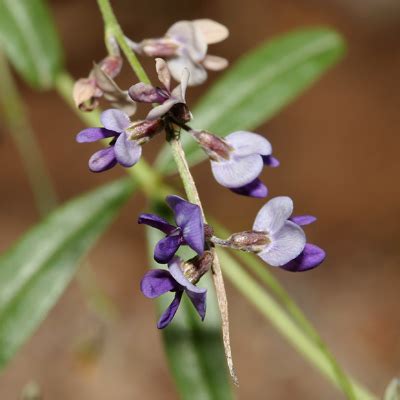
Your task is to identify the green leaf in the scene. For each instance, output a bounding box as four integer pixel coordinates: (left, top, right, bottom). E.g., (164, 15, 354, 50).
(145, 202, 233, 400)
(155, 28, 345, 173)
(0, 178, 135, 368)
(385, 379, 400, 400)
(0, 0, 64, 89)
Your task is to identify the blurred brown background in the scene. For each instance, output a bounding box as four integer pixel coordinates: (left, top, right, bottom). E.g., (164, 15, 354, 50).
(1, 0, 400, 398)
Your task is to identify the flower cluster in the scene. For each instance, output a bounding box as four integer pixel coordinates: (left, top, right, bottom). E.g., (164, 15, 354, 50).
(74, 19, 326, 329)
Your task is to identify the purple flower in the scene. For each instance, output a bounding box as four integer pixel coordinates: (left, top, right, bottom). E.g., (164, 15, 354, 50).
(129, 58, 190, 123)
(138, 195, 205, 264)
(195, 130, 278, 198)
(76, 109, 142, 172)
(252, 197, 325, 270)
(141, 257, 207, 329)
(127, 19, 229, 86)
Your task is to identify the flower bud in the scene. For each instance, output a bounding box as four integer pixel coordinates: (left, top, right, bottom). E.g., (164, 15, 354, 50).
(128, 119, 164, 143)
(191, 130, 232, 161)
(227, 231, 270, 253)
(140, 38, 180, 57)
(182, 251, 214, 284)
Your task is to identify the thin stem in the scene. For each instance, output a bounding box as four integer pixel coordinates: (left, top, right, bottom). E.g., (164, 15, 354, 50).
(57, 70, 376, 398)
(96, 0, 150, 85)
(0, 52, 57, 215)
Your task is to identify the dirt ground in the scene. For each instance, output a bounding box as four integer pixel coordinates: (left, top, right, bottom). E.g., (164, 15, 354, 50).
(1, 0, 400, 398)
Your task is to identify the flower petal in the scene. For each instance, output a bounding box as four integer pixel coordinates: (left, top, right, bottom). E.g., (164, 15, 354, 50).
(167, 57, 207, 86)
(157, 291, 183, 329)
(211, 154, 263, 188)
(289, 215, 317, 226)
(258, 221, 306, 267)
(230, 178, 268, 198)
(167, 21, 207, 61)
(226, 131, 272, 157)
(192, 19, 229, 44)
(155, 58, 171, 91)
(166, 196, 204, 255)
(186, 289, 207, 320)
(138, 213, 176, 234)
(202, 55, 228, 71)
(128, 82, 164, 103)
(281, 243, 326, 272)
(88, 147, 117, 173)
(154, 235, 182, 264)
(114, 132, 142, 167)
(253, 196, 294, 234)
(171, 68, 189, 103)
(168, 257, 206, 294)
(100, 109, 130, 132)
(140, 269, 178, 298)
(76, 127, 116, 143)
(263, 155, 280, 168)
(146, 98, 178, 120)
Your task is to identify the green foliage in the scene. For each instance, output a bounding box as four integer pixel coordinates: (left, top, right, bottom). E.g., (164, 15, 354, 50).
(155, 28, 345, 173)
(0, 0, 63, 89)
(0, 178, 135, 368)
(146, 203, 233, 400)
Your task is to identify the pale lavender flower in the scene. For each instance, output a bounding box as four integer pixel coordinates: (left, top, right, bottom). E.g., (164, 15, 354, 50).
(194, 130, 278, 198)
(141, 257, 207, 329)
(127, 19, 229, 86)
(138, 195, 205, 264)
(251, 197, 325, 270)
(76, 109, 145, 172)
(129, 58, 190, 123)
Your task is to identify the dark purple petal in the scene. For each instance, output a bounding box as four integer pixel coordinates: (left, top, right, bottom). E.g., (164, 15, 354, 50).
(289, 215, 317, 226)
(186, 289, 207, 321)
(281, 243, 326, 272)
(154, 235, 182, 264)
(263, 155, 280, 168)
(76, 127, 117, 143)
(138, 213, 176, 234)
(128, 82, 166, 103)
(166, 195, 204, 255)
(114, 132, 142, 167)
(230, 178, 268, 198)
(157, 291, 183, 329)
(140, 269, 178, 298)
(88, 147, 117, 172)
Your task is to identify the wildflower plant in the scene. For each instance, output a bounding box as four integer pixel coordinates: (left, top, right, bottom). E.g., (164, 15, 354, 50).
(0, 0, 386, 399)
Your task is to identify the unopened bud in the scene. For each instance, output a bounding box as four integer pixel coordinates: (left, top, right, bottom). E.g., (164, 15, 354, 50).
(182, 251, 214, 284)
(228, 231, 270, 253)
(128, 119, 164, 143)
(140, 38, 180, 57)
(191, 130, 232, 161)
(98, 55, 123, 79)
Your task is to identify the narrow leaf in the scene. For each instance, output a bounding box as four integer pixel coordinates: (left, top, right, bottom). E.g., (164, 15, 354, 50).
(0, 178, 135, 368)
(155, 28, 345, 173)
(145, 202, 233, 400)
(0, 0, 63, 89)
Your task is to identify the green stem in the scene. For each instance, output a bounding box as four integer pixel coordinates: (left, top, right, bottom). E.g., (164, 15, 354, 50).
(96, 0, 150, 85)
(0, 52, 57, 215)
